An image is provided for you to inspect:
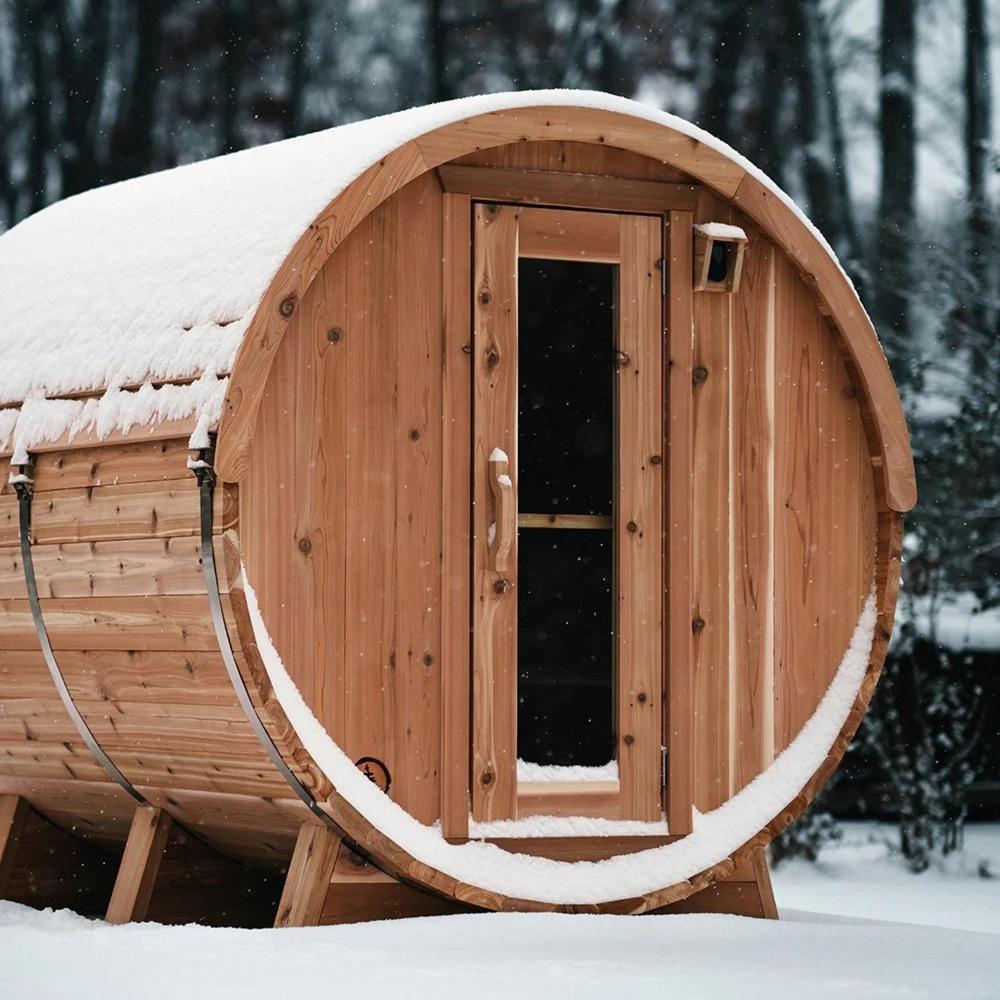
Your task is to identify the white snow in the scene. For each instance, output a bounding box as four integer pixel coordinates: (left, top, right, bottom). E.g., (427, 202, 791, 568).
(694, 222, 748, 241)
(496, 473, 512, 487)
(488, 447, 509, 462)
(516, 759, 619, 782)
(244, 571, 878, 905)
(1, 902, 997, 1000)
(773, 821, 1000, 936)
(6, 374, 228, 464)
(468, 814, 668, 839)
(0, 89, 865, 418)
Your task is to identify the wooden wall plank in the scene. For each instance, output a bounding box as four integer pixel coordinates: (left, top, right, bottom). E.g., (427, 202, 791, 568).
(452, 139, 692, 183)
(105, 805, 173, 924)
(691, 285, 731, 813)
(0, 480, 233, 547)
(0, 537, 206, 599)
(392, 173, 444, 824)
(343, 199, 399, 795)
(772, 255, 875, 752)
(470, 203, 519, 821)
(616, 214, 664, 822)
(730, 235, 776, 792)
(30, 439, 193, 492)
(440, 192, 473, 838)
(665, 210, 694, 836)
(0, 596, 217, 650)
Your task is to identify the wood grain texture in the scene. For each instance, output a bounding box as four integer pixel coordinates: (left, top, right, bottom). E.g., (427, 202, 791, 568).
(471, 202, 519, 821)
(439, 193, 473, 839)
(438, 163, 698, 213)
(691, 200, 732, 811)
(105, 805, 173, 924)
(665, 210, 694, 836)
(730, 234, 776, 792)
(616, 214, 664, 821)
(518, 205, 620, 261)
(772, 254, 875, 752)
(274, 821, 342, 928)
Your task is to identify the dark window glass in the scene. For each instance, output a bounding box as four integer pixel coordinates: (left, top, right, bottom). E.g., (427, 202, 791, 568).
(515, 254, 617, 767)
(517, 529, 615, 766)
(517, 258, 615, 516)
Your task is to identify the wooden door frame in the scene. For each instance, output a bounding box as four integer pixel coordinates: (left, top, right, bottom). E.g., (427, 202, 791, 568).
(439, 170, 695, 840)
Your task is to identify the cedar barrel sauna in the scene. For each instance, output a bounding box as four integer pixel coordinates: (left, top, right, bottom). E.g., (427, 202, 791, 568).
(0, 91, 914, 926)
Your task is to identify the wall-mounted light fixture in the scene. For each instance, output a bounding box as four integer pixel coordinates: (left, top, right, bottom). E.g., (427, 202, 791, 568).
(693, 223, 748, 293)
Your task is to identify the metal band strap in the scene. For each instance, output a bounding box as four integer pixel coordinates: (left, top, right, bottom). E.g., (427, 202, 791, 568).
(14, 474, 145, 804)
(192, 459, 337, 829)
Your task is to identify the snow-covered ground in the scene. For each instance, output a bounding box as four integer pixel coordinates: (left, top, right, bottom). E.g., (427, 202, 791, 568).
(1, 823, 997, 999)
(773, 821, 1000, 935)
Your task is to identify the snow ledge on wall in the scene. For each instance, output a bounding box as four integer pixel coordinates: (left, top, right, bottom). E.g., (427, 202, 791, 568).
(243, 573, 878, 906)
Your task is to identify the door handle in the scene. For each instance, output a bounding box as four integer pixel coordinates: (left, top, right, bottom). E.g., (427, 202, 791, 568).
(488, 447, 515, 574)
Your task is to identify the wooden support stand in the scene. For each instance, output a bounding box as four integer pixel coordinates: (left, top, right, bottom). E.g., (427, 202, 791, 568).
(654, 848, 778, 919)
(274, 821, 343, 928)
(106, 806, 173, 924)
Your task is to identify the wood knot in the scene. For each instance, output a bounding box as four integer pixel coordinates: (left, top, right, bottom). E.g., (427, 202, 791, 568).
(279, 295, 298, 318)
(409, 428, 421, 441)
(327, 327, 343, 343)
(485, 347, 500, 369)
(623, 734, 634, 746)
(297, 537, 312, 555)
(627, 520, 638, 534)
(693, 365, 708, 384)
(422, 651, 434, 667)
(637, 691, 647, 704)
(479, 290, 492, 306)
(493, 577, 511, 595)
(692, 616, 706, 633)
(481, 770, 494, 786)
(650, 455, 661, 465)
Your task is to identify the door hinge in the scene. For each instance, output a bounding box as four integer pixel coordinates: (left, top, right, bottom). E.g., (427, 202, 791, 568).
(659, 256, 667, 297)
(661, 745, 668, 786)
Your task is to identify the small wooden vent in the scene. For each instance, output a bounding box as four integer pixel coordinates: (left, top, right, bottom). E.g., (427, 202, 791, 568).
(693, 223, 748, 293)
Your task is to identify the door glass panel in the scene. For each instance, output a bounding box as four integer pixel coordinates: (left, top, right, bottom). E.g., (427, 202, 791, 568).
(517, 259, 614, 516)
(516, 257, 617, 767)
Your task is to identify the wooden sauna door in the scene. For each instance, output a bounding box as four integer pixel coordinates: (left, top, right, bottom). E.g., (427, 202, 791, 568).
(470, 204, 664, 823)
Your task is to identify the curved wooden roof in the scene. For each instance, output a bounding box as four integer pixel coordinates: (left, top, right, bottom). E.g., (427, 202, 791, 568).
(0, 91, 914, 509)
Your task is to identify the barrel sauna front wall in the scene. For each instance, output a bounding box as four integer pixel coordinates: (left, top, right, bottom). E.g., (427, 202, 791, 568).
(240, 139, 878, 833)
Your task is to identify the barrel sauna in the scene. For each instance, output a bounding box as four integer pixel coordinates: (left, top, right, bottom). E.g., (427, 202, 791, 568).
(0, 92, 914, 926)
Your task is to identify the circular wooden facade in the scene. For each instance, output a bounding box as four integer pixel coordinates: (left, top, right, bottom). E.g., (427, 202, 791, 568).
(0, 97, 912, 923)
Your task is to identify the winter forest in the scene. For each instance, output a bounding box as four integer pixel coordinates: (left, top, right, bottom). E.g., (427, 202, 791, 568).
(0, 0, 997, 878)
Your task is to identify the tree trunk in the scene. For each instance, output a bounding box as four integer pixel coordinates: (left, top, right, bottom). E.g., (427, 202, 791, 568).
(964, 0, 993, 342)
(875, 0, 917, 348)
(698, 0, 750, 144)
(427, 0, 452, 103)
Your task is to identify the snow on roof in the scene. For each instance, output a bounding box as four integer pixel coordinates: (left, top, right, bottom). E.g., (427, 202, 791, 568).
(0, 89, 849, 455)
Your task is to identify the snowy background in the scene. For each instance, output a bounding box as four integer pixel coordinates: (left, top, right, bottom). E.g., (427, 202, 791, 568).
(0, 0, 998, 993)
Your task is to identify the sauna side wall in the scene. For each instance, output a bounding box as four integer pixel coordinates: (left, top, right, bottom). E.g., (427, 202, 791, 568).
(0, 438, 311, 866)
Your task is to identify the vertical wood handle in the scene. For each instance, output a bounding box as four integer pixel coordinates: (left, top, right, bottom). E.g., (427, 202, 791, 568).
(488, 451, 515, 574)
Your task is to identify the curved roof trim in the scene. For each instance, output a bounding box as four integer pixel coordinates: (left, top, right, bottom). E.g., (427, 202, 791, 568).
(211, 93, 915, 511)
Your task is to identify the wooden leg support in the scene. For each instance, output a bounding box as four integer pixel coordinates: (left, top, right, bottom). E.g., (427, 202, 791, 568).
(0, 794, 31, 898)
(274, 821, 343, 928)
(106, 806, 173, 924)
(653, 848, 778, 919)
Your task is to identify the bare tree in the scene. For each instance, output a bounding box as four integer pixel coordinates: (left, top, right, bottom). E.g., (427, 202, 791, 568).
(875, 0, 917, 349)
